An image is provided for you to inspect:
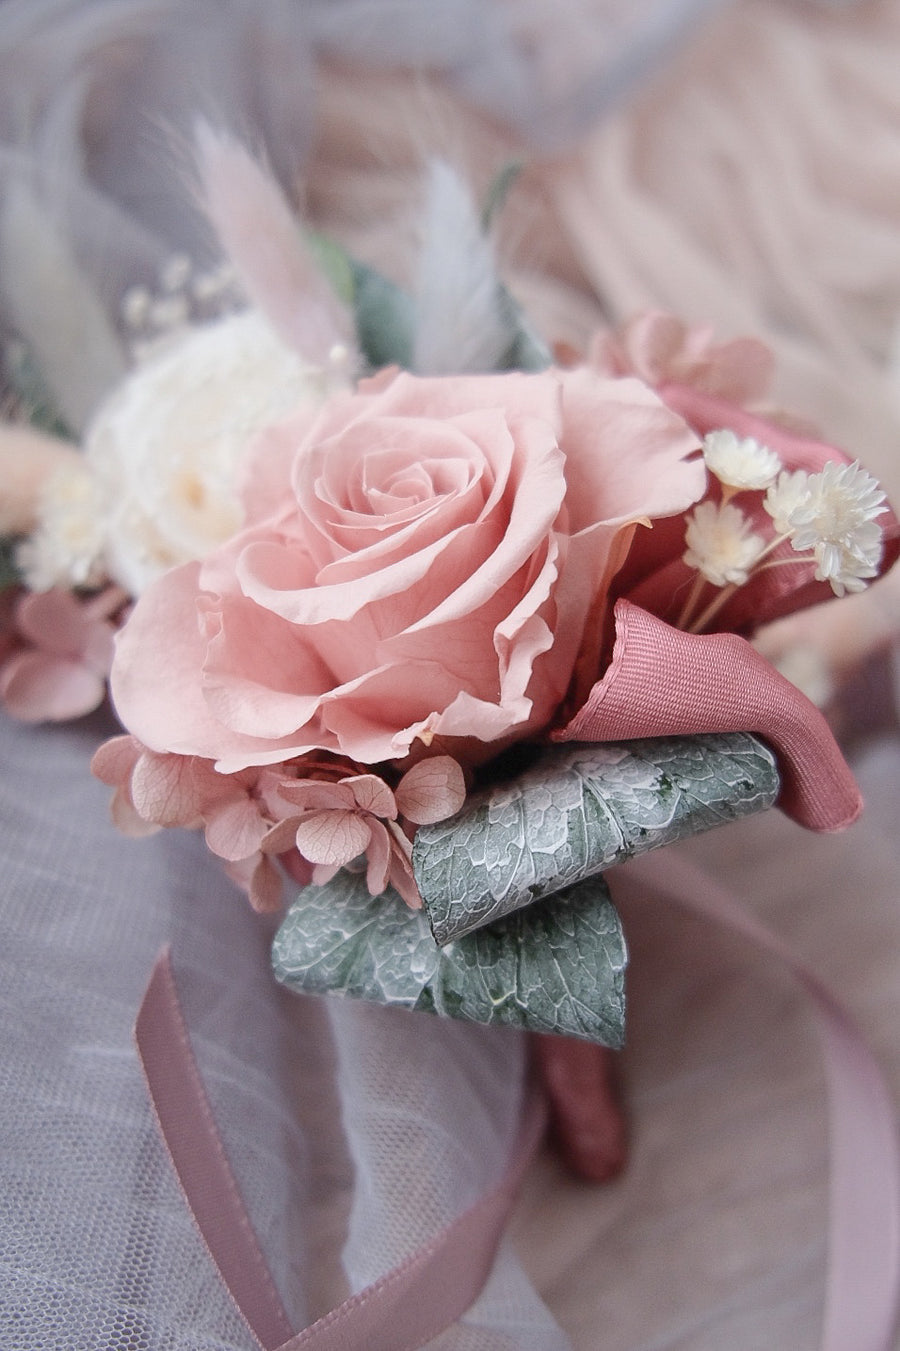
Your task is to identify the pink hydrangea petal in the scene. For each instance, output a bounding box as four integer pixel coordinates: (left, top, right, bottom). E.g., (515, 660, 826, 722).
(15, 589, 92, 656)
(1, 650, 105, 721)
(225, 853, 284, 913)
(90, 734, 142, 788)
(276, 781, 356, 811)
(363, 819, 392, 894)
(110, 793, 161, 839)
(395, 756, 466, 824)
(388, 850, 424, 910)
(204, 796, 269, 862)
(80, 622, 116, 677)
(130, 751, 225, 827)
(346, 773, 397, 819)
(293, 808, 371, 867)
(260, 816, 304, 855)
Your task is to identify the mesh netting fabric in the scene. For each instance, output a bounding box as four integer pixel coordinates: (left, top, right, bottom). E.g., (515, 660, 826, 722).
(0, 707, 568, 1349)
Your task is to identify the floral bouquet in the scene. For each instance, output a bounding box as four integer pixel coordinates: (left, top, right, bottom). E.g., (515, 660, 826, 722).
(2, 131, 897, 1072)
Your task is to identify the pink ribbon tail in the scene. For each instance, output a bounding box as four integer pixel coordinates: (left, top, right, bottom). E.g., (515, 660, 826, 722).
(134, 947, 547, 1351)
(614, 852, 900, 1351)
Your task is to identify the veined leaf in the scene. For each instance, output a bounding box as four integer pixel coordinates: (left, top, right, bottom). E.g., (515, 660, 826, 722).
(414, 732, 779, 946)
(272, 869, 626, 1048)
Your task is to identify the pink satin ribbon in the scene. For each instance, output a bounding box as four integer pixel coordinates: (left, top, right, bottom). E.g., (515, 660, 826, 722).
(135, 848, 900, 1351)
(135, 949, 547, 1351)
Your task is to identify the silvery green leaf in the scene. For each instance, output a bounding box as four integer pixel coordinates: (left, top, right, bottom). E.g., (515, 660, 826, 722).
(414, 732, 779, 945)
(350, 259, 416, 371)
(3, 340, 73, 441)
(272, 869, 626, 1047)
(495, 286, 552, 372)
(480, 160, 524, 232)
(307, 229, 416, 371)
(0, 537, 22, 592)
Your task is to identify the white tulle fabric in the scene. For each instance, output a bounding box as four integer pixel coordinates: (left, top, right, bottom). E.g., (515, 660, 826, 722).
(0, 708, 568, 1350)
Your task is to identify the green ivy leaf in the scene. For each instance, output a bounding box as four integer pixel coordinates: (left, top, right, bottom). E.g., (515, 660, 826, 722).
(272, 869, 626, 1048)
(414, 732, 780, 946)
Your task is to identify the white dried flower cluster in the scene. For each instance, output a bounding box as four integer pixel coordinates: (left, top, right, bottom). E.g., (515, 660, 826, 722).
(683, 501, 766, 587)
(684, 422, 888, 607)
(18, 459, 106, 591)
(765, 461, 886, 596)
(702, 429, 781, 492)
(120, 252, 244, 363)
(21, 309, 337, 596)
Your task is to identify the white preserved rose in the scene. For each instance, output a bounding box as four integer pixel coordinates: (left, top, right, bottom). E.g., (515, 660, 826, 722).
(81, 309, 335, 594)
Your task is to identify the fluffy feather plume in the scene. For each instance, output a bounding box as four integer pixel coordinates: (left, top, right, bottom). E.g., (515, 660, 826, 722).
(0, 179, 126, 433)
(413, 159, 510, 375)
(194, 122, 355, 365)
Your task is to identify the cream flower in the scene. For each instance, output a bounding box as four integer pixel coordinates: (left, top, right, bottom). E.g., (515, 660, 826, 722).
(25, 308, 336, 597)
(702, 429, 781, 492)
(683, 500, 766, 587)
(766, 461, 886, 597)
(88, 308, 337, 594)
(763, 469, 811, 536)
(18, 460, 106, 591)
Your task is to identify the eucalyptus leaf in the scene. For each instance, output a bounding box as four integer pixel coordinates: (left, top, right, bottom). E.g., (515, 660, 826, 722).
(272, 869, 626, 1047)
(350, 258, 416, 370)
(480, 160, 524, 232)
(414, 732, 780, 946)
(495, 285, 552, 372)
(0, 536, 22, 592)
(306, 229, 416, 371)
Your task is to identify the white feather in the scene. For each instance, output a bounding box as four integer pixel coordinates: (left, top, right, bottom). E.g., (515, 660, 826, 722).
(413, 160, 510, 376)
(0, 177, 126, 432)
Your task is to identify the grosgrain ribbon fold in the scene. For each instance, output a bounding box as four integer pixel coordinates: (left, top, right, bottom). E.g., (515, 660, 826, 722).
(135, 848, 900, 1351)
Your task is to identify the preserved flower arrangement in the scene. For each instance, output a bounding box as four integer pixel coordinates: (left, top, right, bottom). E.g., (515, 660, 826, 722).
(1, 131, 897, 1054)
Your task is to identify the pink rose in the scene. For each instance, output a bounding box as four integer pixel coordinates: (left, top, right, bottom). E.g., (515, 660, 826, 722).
(110, 369, 704, 771)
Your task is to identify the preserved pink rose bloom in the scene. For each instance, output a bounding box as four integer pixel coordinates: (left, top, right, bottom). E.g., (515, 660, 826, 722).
(110, 368, 704, 772)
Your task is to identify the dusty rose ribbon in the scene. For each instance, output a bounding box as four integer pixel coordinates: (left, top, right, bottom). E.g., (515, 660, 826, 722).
(614, 852, 900, 1351)
(134, 948, 546, 1351)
